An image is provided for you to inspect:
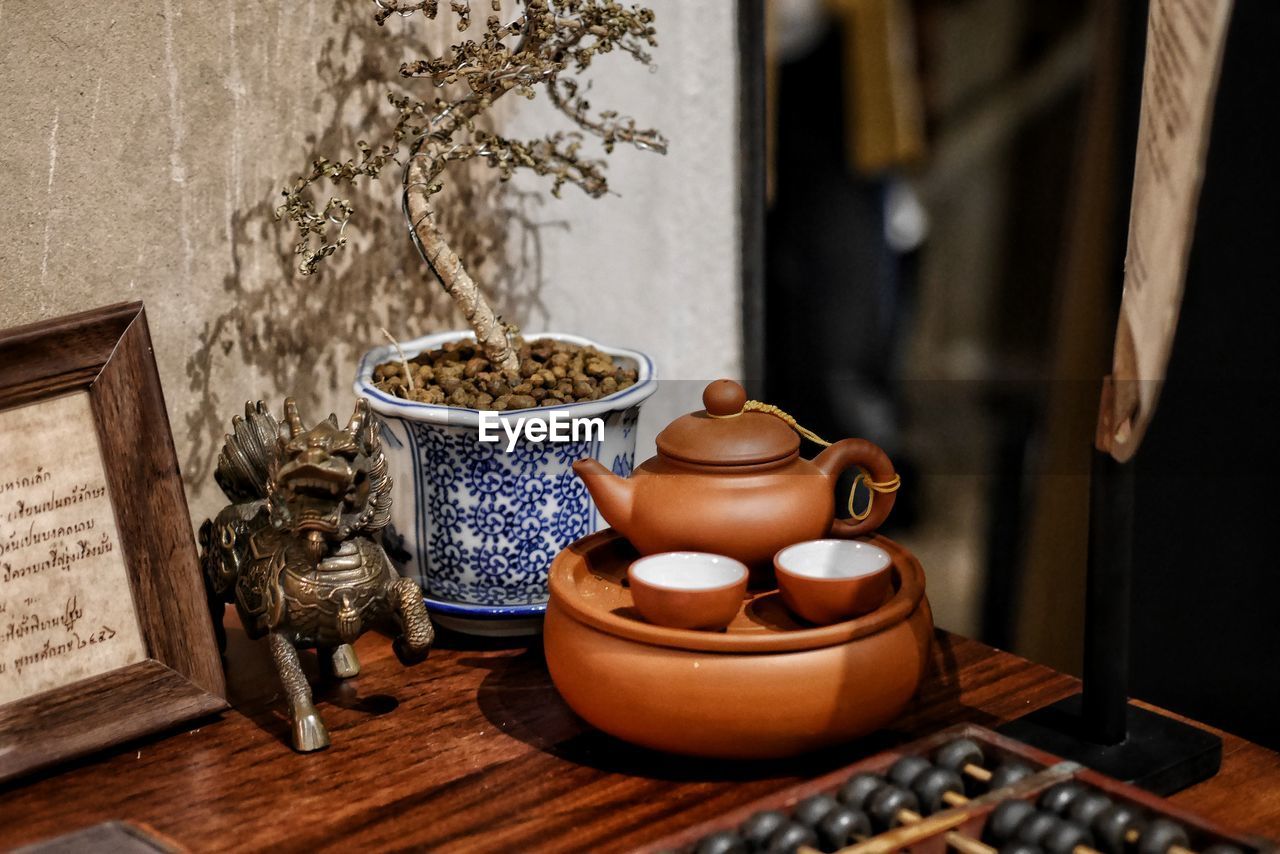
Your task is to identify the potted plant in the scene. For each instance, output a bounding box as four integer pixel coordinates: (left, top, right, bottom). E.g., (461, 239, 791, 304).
(277, 0, 664, 635)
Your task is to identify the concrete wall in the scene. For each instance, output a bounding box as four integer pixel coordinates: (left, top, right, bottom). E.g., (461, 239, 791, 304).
(0, 1, 741, 522)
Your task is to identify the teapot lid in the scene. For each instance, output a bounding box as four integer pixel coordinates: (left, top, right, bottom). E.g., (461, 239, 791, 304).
(656, 379, 800, 465)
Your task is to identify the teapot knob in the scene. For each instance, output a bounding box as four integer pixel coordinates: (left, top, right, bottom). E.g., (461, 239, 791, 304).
(703, 379, 747, 416)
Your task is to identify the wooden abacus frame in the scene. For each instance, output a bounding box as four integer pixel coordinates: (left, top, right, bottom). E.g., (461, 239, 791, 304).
(644, 725, 1274, 853)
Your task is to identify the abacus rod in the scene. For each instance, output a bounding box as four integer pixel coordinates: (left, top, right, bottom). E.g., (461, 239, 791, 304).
(943, 832, 994, 854)
(965, 762, 993, 782)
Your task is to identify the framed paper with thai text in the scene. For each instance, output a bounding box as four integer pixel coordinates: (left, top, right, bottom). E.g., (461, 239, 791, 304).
(0, 302, 225, 782)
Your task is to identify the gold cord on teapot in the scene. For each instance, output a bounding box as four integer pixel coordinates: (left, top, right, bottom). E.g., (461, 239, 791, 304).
(710, 400, 901, 521)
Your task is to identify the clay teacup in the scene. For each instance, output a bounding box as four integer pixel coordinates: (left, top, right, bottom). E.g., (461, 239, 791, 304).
(774, 539, 893, 625)
(627, 552, 749, 631)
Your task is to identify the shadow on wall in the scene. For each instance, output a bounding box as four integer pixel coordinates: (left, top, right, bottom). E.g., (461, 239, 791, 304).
(183, 3, 562, 484)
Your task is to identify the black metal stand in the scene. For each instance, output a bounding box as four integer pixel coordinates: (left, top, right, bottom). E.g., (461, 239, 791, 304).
(999, 449, 1221, 796)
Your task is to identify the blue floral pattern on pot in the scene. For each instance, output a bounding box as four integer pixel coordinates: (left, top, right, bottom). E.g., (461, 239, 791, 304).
(355, 332, 656, 611)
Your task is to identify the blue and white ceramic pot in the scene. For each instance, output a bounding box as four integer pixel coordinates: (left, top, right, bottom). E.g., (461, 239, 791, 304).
(354, 331, 657, 636)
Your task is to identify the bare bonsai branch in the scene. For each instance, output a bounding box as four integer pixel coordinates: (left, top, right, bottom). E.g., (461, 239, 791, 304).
(480, 131, 610, 197)
(372, 0, 442, 26)
(547, 78, 667, 154)
(276, 0, 666, 370)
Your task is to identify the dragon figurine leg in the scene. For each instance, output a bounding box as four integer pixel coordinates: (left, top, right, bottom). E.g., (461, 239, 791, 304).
(269, 631, 330, 752)
(316, 644, 360, 680)
(390, 577, 435, 665)
(331, 643, 361, 678)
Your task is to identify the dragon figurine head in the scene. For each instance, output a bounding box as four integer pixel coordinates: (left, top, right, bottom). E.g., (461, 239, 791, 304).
(268, 398, 392, 553)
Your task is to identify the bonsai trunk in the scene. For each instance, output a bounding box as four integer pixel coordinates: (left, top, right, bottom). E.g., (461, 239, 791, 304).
(405, 155, 519, 373)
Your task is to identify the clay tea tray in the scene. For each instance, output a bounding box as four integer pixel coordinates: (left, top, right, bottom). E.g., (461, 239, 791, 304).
(543, 530, 935, 758)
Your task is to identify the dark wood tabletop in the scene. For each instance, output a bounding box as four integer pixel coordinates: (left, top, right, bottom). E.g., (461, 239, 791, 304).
(1, 622, 1277, 852)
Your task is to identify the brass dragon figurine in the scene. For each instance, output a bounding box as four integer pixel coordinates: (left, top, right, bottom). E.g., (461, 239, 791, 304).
(200, 398, 434, 752)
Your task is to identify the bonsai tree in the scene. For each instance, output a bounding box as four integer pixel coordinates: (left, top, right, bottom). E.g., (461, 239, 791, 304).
(277, 0, 667, 374)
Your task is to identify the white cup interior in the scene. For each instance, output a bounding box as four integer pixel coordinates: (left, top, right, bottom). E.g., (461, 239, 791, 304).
(776, 540, 891, 580)
(630, 552, 747, 591)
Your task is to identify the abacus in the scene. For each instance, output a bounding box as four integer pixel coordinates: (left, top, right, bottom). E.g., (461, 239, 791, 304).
(647, 725, 1274, 854)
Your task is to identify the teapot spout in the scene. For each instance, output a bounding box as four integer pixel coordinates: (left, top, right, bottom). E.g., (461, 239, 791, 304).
(573, 457, 635, 534)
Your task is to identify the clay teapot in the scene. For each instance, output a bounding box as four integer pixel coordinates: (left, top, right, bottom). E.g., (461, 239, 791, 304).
(572, 379, 897, 577)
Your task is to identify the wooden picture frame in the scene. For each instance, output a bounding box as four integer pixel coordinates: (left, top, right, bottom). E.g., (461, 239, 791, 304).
(0, 301, 226, 781)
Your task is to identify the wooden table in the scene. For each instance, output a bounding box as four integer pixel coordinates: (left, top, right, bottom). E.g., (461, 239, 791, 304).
(1, 625, 1277, 852)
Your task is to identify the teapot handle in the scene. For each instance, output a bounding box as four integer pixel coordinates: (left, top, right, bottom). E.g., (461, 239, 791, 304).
(812, 438, 898, 538)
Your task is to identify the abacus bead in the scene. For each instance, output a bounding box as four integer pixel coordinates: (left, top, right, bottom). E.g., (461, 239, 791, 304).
(888, 755, 934, 789)
(1091, 804, 1146, 854)
(695, 830, 749, 854)
(936, 738, 986, 774)
(1137, 818, 1191, 854)
(1038, 781, 1085, 815)
(1000, 845, 1044, 854)
(1041, 820, 1095, 854)
(1067, 792, 1113, 830)
(1016, 811, 1065, 847)
(791, 794, 839, 830)
(986, 799, 1037, 843)
(765, 821, 819, 854)
(816, 807, 871, 852)
(837, 773, 886, 812)
(912, 767, 965, 815)
(989, 761, 1036, 790)
(868, 785, 920, 831)
(740, 810, 789, 850)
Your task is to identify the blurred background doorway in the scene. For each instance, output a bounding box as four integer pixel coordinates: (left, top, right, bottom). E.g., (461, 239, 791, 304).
(757, 0, 1280, 750)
